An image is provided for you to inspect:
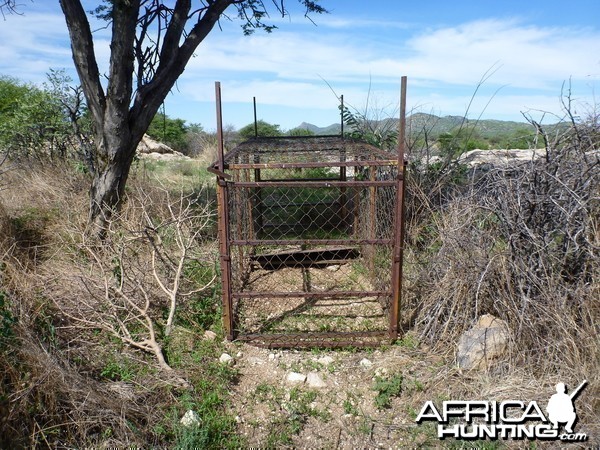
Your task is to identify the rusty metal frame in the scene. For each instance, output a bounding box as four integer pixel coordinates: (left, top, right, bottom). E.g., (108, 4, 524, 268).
(211, 79, 407, 348)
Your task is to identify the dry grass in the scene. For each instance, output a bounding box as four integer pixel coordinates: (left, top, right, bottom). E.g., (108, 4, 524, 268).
(0, 111, 598, 449)
(403, 115, 599, 382)
(0, 161, 231, 447)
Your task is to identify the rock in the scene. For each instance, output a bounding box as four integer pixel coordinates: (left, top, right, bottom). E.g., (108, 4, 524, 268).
(306, 372, 327, 388)
(457, 148, 546, 170)
(139, 151, 190, 161)
(457, 314, 510, 370)
(374, 367, 388, 378)
(268, 353, 277, 361)
(247, 356, 264, 366)
(137, 134, 176, 155)
(203, 330, 217, 341)
(317, 356, 335, 366)
(286, 372, 306, 385)
(180, 410, 201, 427)
(359, 358, 373, 368)
(219, 353, 234, 365)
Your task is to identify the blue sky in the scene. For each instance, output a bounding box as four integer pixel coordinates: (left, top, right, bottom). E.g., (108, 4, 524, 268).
(1, 0, 599, 131)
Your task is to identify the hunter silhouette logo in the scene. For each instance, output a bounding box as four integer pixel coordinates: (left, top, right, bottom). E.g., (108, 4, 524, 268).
(546, 380, 587, 434)
(415, 380, 589, 442)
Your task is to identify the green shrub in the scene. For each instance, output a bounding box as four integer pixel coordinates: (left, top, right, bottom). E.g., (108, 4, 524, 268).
(372, 373, 403, 409)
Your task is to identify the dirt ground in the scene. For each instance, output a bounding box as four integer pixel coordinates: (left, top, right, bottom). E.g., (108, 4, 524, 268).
(220, 337, 599, 449)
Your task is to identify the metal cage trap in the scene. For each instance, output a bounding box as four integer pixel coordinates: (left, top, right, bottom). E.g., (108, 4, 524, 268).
(209, 79, 408, 348)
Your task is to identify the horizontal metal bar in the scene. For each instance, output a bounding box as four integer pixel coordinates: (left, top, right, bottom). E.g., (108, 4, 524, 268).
(263, 199, 338, 207)
(232, 290, 390, 299)
(260, 177, 339, 182)
(206, 166, 232, 179)
(226, 160, 397, 170)
(228, 180, 396, 188)
(230, 239, 393, 246)
(235, 330, 391, 348)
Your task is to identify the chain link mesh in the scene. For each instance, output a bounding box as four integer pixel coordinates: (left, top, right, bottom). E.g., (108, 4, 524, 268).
(215, 136, 402, 346)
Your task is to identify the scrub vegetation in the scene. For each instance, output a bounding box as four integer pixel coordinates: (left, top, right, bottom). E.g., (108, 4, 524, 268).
(0, 75, 598, 447)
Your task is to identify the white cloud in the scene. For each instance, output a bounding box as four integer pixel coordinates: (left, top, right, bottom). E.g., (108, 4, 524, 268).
(0, 12, 72, 81)
(182, 18, 600, 94)
(1, 9, 598, 126)
(403, 19, 600, 88)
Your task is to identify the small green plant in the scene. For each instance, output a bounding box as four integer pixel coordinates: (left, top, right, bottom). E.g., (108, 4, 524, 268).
(100, 357, 135, 382)
(172, 356, 242, 449)
(0, 291, 16, 349)
(372, 373, 403, 409)
(253, 384, 328, 447)
(343, 392, 360, 416)
(396, 333, 419, 349)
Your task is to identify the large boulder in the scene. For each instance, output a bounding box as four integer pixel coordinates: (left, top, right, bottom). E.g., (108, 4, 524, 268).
(137, 134, 176, 155)
(457, 314, 510, 370)
(137, 134, 190, 160)
(457, 148, 546, 169)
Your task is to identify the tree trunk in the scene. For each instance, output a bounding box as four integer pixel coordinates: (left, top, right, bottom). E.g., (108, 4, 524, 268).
(88, 136, 139, 237)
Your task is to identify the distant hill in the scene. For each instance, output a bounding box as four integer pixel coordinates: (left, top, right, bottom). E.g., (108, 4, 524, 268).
(294, 114, 537, 140)
(294, 122, 341, 135)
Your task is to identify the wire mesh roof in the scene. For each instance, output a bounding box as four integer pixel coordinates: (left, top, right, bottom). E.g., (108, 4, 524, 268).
(214, 135, 398, 169)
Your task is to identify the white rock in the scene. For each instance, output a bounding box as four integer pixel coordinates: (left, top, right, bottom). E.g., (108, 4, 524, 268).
(203, 330, 217, 341)
(268, 353, 276, 361)
(457, 314, 510, 370)
(247, 356, 264, 365)
(374, 367, 388, 378)
(306, 372, 327, 388)
(180, 410, 201, 427)
(359, 358, 373, 368)
(219, 353, 234, 365)
(137, 134, 175, 154)
(317, 356, 335, 366)
(457, 148, 547, 169)
(286, 372, 306, 385)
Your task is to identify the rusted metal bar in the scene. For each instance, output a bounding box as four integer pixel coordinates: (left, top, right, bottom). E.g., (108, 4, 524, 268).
(340, 94, 344, 137)
(231, 290, 390, 299)
(340, 144, 348, 226)
(259, 177, 340, 183)
(230, 180, 396, 188)
(226, 160, 397, 170)
(389, 76, 407, 341)
(250, 246, 359, 270)
(258, 340, 389, 349)
(367, 166, 377, 275)
(206, 166, 232, 179)
(231, 238, 393, 246)
(253, 96, 258, 138)
(214, 82, 235, 340)
(236, 330, 390, 348)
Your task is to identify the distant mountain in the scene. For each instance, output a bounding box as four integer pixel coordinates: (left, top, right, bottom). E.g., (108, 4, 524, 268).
(293, 122, 341, 135)
(295, 114, 536, 140)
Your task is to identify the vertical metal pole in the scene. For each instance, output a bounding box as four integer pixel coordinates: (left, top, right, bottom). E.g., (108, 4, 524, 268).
(253, 96, 258, 138)
(340, 94, 344, 137)
(367, 165, 377, 275)
(389, 76, 407, 341)
(340, 93, 347, 227)
(215, 81, 234, 340)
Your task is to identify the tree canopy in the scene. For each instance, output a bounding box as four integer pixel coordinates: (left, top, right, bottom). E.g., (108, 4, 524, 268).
(238, 119, 283, 138)
(0, 0, 327, 236)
